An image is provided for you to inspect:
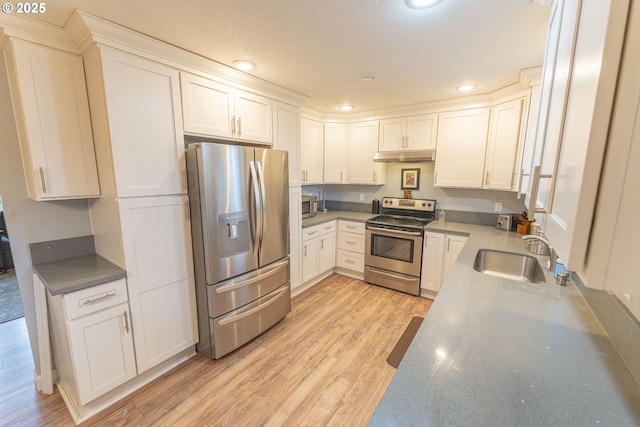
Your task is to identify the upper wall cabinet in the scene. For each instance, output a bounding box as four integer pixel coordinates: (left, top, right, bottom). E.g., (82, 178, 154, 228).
(301, 118, 323, 185)
(324, 123, 348, 184)
(349, 121, 386, 185)
(180, 72, 272, 145)
(434, 108, 490, 188)
(379, 114, 438, 152)
(272, 102, 301, 187)
(85, 46, 186, 198)
(3, 38, 100, 200)
(484, 98, 524, 190)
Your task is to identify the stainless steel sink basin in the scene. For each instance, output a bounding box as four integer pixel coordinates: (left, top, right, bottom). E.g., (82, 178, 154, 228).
(473, 249, 546, 284)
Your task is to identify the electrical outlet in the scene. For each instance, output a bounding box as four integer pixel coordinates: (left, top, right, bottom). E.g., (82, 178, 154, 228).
(494, 202, 502, 212)
(359, 193, 365, 201)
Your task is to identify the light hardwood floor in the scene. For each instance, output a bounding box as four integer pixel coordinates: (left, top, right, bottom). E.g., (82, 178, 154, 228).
(1, 274, 432, 427)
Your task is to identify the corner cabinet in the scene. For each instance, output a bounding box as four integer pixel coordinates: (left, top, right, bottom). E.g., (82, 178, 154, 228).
(421, 232, 468, 293)
(349, 121, 386, 185)
(273, 102, 301, 187)
(180, 71, 272, 144)
(3, 38, 99, 200)
(484, 98, 524, 190)
(379, 114, 438, 152)
(434, 108, 490, 188)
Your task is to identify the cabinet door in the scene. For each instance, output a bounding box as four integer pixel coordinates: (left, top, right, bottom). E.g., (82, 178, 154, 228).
(100, 47, 186, 197)
(443, 235, 468, 280)
(118, 195, 197, 373)
(273, 102, 301, 187)
(319, 232, 336, 273)
(324, 123, 347, 183)
(290, 239, 302, 290)
(180, 72, 234, 138)
(434, 108, 490, 188)
(7, 39, 99, 200)
(349, 121, 386, 185)
(421, 232, 445, 292)
(301, 118, 323, 184)
(67, 303, 136, 405)
(302, 238, 319, 283)
(518, 85, 542, 197)
(407, 114, 438, 150)
(485, 99, 524, 190)
(234, 89, 273, 144)
(378, 118, 406, 151)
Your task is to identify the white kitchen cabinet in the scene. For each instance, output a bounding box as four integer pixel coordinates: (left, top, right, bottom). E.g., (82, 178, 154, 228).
(289, 187, 302, 290)
(46, 278, 136, 407)
(348, 121, 386, 185)
(180, 71, 272, 144)
(518, 84, 542, 197)
(318, 222, 337, 273)
(434, 108, 490, 188)
(301, 118, 324, 184)
(3, 38, 99, 200)
(484, 98, 524, 190)
(379, 114, 438, 152)
(324, 123, 348, 183)
(273, 102, 301, 187)
(336, 220, 366, 274)
(118, 195, 198, 374)
(302, 221, 336, 283)
(421, 232, 468, 293)
(86, 46, 186, 198)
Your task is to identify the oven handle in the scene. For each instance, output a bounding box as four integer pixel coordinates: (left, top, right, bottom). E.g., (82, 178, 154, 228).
(366, 225, 423, 237)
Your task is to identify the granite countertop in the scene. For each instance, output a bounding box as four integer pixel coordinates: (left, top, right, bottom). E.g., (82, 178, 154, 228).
(30, 235, 126, 296)
(370, 220, 640, 426)
(302, 210, 375, 228)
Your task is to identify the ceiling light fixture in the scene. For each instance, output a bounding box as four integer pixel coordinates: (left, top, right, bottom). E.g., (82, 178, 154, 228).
(338, 104, 354, 111)
(456, 84, 476, 92)
(233, 60, 257, 71)
(405, 0, 444, 9)
(357, 73, 376, 82)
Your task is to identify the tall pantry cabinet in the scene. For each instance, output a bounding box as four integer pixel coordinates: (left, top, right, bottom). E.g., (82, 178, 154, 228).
(83, 45, 198, 374)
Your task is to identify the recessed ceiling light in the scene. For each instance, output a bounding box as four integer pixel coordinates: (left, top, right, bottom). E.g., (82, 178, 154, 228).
(456, 84, 476, 92)
(405, 0, 444, 9)
(357, 73, 376, 82)
(233, 60, 257, 71)
(338, 105, 355, 111)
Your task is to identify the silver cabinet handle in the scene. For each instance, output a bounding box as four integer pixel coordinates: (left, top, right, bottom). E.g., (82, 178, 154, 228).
(320, 239, 324, 250)
(304, 245, 307, 257)
(237, 117, 242, 137)
(38, 167, 47, 193)
(340, 170, 343, 181)
(81, 291, 116, 306)
(307, 230, 317, 236)
(346, 240, 356, 245)
(123, 311, 130, 333)
(345, 259, 355, 264)
(485, 171, 490, 186)
(346, 225, 356, 229)
(373, 171, 377, 182)
(447, 237, 451, 251)
(231, 116, 236, 135)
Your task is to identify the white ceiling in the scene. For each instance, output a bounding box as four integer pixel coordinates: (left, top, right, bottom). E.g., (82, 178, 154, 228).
(27, 0, 551, 113)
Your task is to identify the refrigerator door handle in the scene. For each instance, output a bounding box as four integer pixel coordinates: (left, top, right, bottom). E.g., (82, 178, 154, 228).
(215, 258, 289, 294)
(256, 160, 267, 248)
(249, 160, 262, 256)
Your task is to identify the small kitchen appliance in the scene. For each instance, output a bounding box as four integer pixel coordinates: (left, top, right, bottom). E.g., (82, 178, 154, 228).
(364, 197, 436, 296)
(496, 214, 512, 231)
(301, 195, 318, 219)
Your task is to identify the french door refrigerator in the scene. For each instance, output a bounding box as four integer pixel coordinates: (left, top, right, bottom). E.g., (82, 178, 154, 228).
(186, 142, 290, 359)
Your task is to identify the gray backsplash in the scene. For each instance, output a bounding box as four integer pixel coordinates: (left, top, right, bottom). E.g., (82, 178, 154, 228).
(30, 235, 95, 265)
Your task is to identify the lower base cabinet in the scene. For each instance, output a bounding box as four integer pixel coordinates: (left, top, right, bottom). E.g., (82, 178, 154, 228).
(421, 232, 468, 293)
(336, 220, 366, 273)
(302, 221, 336, 284)
(46, 277, 137, 406)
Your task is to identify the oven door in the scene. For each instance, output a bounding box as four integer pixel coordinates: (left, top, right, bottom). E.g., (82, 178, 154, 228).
(365, 225, 423, 277)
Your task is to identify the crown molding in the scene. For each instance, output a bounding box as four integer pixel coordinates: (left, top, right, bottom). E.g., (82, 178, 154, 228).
(0, 13, 78, 52)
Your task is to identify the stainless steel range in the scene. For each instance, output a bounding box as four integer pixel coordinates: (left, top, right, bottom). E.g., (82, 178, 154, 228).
(364, 197, 436, 296)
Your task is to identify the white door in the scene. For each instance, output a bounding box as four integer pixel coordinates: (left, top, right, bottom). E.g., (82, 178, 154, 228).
(100, 47, 186, 197)
(118, 195, 197, 373)
(324, 123, 347, 183)
(443, 235, 468, 280)
(273, 102, 301, 187)
(407, 114, 438, 150)
(302, 238, 319, 283)
(434, 108, 490, 188)
(485, 99, 524, 190)
(8, 39, 99, 200)
(301, 118, 323, 184)
(234, 89, 273, 144)
(421, 232, 445, 292)
(319, 232, 336, 273)
(68, 303, 136, 405)
(349, 121, 385, 184)
(378, 118, 406, 151)
(180, 72, 234, 138)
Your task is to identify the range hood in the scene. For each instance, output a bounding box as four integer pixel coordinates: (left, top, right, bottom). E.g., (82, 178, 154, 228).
(373, 149, 436, 162)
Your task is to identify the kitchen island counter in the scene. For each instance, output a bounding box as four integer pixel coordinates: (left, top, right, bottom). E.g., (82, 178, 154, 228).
(370, 220, 640, 426)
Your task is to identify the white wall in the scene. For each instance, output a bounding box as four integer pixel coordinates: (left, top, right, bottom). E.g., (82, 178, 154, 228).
(0, 54, 93, 375)
(305, 162, 525, 214)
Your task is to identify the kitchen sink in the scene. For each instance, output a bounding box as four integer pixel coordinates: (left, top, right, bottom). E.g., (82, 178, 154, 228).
(473, 249, 546, 284)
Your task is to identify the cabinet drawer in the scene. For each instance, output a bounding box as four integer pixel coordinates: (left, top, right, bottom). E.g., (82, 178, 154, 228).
(64, 278, 128, 320)
(338, 220, 365, 234)
(303, 225, 320, 241)
(336, 249, 364, 272)
(318, 220, 336, 235)
(337, 232, 365, 253)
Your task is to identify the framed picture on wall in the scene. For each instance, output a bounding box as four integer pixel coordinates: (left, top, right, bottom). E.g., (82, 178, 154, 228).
(401, 168, 420, 190)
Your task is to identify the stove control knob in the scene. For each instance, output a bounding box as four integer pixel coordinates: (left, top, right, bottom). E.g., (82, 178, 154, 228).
(427, 203, 432, 208)
(422, 202, 426, 207)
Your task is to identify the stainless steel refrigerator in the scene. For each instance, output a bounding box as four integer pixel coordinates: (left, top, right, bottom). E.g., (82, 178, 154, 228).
(186, 142, 291, 359)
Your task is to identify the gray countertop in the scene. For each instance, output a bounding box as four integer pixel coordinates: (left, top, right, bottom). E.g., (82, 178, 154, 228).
(33, 253, 126, 296)
(370, 220, 640, 426)
(302, 210, 374, 228)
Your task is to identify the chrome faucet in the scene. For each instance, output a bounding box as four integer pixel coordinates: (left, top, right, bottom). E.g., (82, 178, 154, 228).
(522, 234, 558, 271)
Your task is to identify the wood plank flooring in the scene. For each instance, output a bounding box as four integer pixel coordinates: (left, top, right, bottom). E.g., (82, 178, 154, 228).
(1, 274, 432, 427)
